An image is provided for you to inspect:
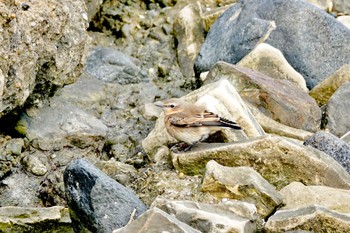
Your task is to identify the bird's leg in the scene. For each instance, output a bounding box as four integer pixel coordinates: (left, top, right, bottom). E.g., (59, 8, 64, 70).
(170, 142, 192, 153)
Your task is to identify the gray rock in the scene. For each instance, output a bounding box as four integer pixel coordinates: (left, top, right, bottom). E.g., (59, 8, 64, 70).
(0, 138, 24, 179)
(201, 160, 283, 217)
(326, 83, 350, 137)
(64, 158, 147, 233)
(194, 0, 350, 89)
(304, 131, 350, 173)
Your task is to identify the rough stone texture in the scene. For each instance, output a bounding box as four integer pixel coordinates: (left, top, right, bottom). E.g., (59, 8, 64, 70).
(152, 198, 258, 233)
(204, 62, 321, 132)
(172, 134, 350, 190)
(333, 0, 350, 14)
(0, 137, 24, 180)
(264, 205, 350, 233)
(142, 79, 264, 158)
(280, 182, 350, 213)
(326, 82, 350, 137)
(0, 0, 89, 117)
(304, 131, 350, 173)
(309, 64, 350, 106)
(201, 160, 283, 217)
(237, 43, 307, 91)
(0, 206, 73, 232)
(64, 159, 147, 233)
(85, 0, 103, 22)
(113, 207, 201, 233)
(194, 0, 350, 89)
(307, 0, 332, 11)
(338, 16, 350, 29)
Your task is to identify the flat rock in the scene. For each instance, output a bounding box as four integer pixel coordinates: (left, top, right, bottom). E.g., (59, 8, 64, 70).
(64, 159, 147, 233)
(304, 131, 350, 173)
(264, 205, 350, 233)
(172, 134, 350, 190)
(325, 82, 350, 137)
(204, 62, 321, 132)
(194, 0, 350, 89)
(201, 160, 283, 217)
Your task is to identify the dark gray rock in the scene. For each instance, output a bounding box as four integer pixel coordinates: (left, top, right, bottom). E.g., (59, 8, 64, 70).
(194, 0, 350, 89)
(304, 131, 350, 173)
(64, 158, 147, 233)
(85, 47, 147, 84)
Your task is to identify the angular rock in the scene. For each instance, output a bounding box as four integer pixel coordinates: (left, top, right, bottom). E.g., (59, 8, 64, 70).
(201, 160, 283, 217)
(194, 0, 350, 89)
(264, 205, 350, 233)
(304, 131, 350, 173)
(152, 198, 258, 233)
(64, 159, 147, 233)
(309, 64, 350, 106)
(0, 206, 73, 232)
(0, 0, 89, 117)
(237, 43, 307, 91)
(142, 79, 264, 158)
(204, 62, 321, 132)
(338, 15, 350, 29)
(113, 207, 201, 233)
(280, 182, 350, 213)
(172, 134, 350, 190)
(326, 82, 350, 137)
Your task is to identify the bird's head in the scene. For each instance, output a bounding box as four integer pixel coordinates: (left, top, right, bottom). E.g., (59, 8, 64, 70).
(154, 98, 185, 115)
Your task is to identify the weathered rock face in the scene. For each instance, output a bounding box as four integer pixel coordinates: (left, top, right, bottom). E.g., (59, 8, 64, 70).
(64, 159, 148, 233)
(0, 0, 89, 117)
(194, 0, 350, 89)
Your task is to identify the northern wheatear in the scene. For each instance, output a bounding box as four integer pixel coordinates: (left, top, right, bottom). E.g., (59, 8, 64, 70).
(155, 98, 242, 150)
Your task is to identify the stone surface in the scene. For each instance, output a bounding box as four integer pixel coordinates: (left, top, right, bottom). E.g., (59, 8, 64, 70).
(85, 0, 103, 22)
(338, 15, 350, 29)
(264, 205, 350, 233)
(142, 79, 264, 158)
(325, 82, 350, 137)
(201, 160, 283, 217)
(64, 158, 147, 233)
(304, 131, 350, 173)
(172, 134, 350, 190)
(333, 0, 350, 14)
(22, 154, 48, 176)
(238, 43, 307, 91)
(204, 62, 321, 132)
(0, 206, 73, 232)
(152, 198, 257, 233)
(113, 207, 201, 233)
(309, 64, 350, 106)
(0, 0, 89, 117)
(307, 0, 332, 11)
(0, 137, 24, 180)
(194, 0, 350, 89)
(280, 182, 350, 213)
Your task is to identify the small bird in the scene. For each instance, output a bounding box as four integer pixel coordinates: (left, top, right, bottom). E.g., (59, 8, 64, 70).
(155, 98, 242, 151)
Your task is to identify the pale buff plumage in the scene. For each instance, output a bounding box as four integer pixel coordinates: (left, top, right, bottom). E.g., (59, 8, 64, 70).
(155, 98, 242, 146)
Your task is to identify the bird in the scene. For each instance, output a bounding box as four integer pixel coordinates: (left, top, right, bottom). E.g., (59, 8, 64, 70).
(154, 98, 242, 151)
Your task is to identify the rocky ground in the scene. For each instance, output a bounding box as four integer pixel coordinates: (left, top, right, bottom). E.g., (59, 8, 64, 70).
(1, 0, 350, 232)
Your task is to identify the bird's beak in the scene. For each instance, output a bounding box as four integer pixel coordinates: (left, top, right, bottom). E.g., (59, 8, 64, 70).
(154, 101, 164, 108)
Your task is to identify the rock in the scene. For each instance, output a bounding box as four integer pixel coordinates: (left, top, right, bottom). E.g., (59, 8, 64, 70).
(0, 138, 24, 179)
(237, 43, 307, 91)
(307, 0, 332, 11)
(194, 0, 350, 89)
(280, 182, 350, 213)
(22, 154, 48, 176)
(152, 198, 258, 233)
(85, 0, 103, 22)
(333, 0, 350, 14)
(264, 205, 350, 233)
(204, 62, 321, 132)
(64, 158, 147, 233)
(84, 47, 147, 84)
(201, 160, 283, 217)
(325, 82, 350, 137)
(0, 0, 89, 117)
(338, 15, 350, 29)
(0, 206, 73, 232)
(309, 64, 350, 106)
(172, 134, 350, 190)
(142, 79, 264, 159)
(304, 131, 350, 173)
(112, 207, 201, 233)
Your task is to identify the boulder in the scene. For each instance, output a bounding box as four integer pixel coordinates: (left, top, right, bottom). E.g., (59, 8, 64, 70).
(304, 131, 350, 173)
(172, 134, 350, 190)
(64, 159, 147, 233)
(201, 160, 283, 217)
(194, 0, 350, 89)
(204, 62, 321, 132)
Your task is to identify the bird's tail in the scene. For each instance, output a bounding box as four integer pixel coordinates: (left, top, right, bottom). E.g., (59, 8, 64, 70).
(219, 117, 242, 130)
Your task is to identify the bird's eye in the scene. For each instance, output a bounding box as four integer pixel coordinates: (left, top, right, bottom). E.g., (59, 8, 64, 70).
(170, 104, 175, 108)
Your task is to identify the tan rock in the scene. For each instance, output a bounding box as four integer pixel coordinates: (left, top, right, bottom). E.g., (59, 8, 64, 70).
(238, 43, 307, 91)
(172, 134, 350, 190)
(306, 0, 333, 11)
(201, 160, 283, 217)
(337, 15, 350, 29)
(309, 64, 350, 106)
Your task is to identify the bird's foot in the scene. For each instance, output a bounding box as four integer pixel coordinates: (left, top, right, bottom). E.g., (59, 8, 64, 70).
(170, 142, 192, 153)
